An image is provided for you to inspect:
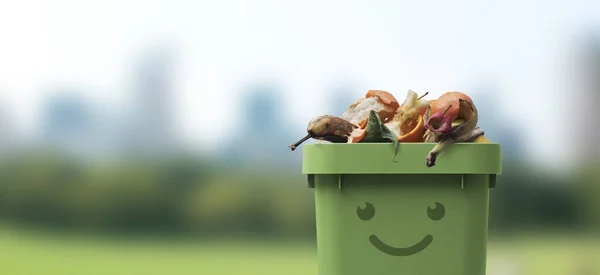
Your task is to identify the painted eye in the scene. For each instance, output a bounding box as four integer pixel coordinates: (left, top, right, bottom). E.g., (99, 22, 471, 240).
(427, 202, 445, 221)
(357, 202, 375, 221)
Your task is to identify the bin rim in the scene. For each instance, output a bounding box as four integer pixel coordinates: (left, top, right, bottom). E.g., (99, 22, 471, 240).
(301, 143, 502, 175)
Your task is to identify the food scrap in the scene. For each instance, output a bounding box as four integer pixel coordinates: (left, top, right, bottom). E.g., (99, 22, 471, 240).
(385, 90, 429, 143)
(424, 99, 483, 167)
(360, 110, 399, 162)
(341, 90, 399, 126)
(289, 115, 357, 151)
(289, 89, 490, 167)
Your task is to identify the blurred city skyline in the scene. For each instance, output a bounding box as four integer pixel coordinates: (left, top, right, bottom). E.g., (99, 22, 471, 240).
(1, 0, 600, 170)
(0, 39, 587, 169)
(0, 43, 527, 167)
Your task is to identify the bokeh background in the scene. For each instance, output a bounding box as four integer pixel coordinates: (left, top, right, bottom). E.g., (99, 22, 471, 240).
(1, 1, 600, 274)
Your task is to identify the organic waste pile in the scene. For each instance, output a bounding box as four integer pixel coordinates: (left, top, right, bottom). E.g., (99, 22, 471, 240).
(289, 90, 490, 167)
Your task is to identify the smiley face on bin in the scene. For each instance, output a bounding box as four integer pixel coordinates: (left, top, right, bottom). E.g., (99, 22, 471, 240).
(356, 202, 445, 256)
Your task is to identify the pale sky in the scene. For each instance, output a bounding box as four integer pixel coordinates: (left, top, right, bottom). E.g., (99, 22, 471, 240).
(1, 0, 600, 169)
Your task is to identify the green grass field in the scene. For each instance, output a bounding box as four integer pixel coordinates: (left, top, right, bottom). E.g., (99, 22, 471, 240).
(0, 227, 598, 275)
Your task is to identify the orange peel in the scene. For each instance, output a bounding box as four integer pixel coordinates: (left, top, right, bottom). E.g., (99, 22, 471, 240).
(365, 90, 400, 110)
(397, 114, 425, 142)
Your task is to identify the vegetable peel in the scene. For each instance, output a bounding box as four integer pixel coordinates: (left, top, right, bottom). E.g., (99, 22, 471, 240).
(426, 99, 482, 167)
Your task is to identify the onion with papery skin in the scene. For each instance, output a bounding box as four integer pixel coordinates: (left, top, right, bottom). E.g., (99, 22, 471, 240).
(425, 91, 473, 134)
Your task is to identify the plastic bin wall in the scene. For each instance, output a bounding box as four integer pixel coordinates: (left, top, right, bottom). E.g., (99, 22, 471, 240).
(302, 143, 502, 275)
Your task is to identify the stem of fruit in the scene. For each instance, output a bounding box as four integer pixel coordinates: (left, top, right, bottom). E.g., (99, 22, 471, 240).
(289, 134, 311, 151)
(441, 104, 452, 117)
(425, 105, 453, 133)
(418, 91, 429, 100)
(434, 105, 454, 133)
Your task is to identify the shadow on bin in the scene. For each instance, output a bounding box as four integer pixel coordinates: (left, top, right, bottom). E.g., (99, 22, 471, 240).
(302, 143, 502, 275)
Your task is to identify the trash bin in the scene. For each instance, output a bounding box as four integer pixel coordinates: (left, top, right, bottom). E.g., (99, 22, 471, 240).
(303, 142, 502, 275)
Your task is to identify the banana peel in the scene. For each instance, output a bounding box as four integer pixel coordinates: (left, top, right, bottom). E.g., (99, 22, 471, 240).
(452, 119, 489, 143)
(474, 135, 490, 143)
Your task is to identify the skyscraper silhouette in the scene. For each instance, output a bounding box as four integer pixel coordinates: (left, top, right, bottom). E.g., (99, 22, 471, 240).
(129, 45, 176, 155)
(572, 34, 600, 163)
(40, 89, 97, 155)
(221, 82, 299, 166)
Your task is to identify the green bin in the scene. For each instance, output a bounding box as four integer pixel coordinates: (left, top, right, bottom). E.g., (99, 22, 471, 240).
(302, 143, 502, 275)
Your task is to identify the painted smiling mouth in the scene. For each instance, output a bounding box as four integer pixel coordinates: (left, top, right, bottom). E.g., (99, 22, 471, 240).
(369, 234, 433, 256)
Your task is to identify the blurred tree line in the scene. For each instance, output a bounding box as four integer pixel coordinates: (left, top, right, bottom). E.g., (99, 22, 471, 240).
(0, 152, 596, 239)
